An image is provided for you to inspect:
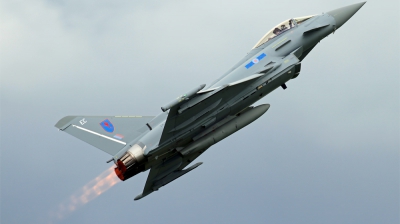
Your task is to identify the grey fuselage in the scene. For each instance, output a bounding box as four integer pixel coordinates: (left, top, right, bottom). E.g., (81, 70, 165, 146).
(114, 3, 364, 181)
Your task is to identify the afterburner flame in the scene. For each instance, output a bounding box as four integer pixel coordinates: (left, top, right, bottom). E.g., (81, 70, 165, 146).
(49, 166, 120, 223)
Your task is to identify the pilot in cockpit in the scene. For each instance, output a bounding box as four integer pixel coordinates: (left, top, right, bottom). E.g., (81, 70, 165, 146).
(273, 27, 281, 35)
(289, 19, 293, 28)
(252, 16, 314, 49)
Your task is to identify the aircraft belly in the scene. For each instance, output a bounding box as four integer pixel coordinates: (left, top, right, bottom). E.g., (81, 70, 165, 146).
(159, 65, 298, 169)
(173, 66, 296, 157)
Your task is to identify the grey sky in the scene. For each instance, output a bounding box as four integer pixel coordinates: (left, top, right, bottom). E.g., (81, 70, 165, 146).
(1, 0, 399, 223)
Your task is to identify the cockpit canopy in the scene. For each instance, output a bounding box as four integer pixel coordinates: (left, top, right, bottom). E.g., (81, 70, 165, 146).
(252, 15, 316, 49)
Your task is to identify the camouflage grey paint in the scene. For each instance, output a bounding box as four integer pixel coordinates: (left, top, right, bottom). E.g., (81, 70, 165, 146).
(55, 2, 366, 200)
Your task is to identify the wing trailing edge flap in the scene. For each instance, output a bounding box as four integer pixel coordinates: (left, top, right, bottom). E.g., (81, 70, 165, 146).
(55, 115, 155, 156)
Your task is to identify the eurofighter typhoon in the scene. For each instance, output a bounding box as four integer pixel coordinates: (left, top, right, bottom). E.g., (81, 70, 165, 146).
(55, 3, 366, 200)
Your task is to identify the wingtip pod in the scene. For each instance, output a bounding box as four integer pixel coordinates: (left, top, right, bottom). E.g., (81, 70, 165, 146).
(327, 2, 366, 29)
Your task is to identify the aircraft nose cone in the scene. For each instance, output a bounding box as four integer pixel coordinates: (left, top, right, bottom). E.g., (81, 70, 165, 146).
(327, 2, 366, 29)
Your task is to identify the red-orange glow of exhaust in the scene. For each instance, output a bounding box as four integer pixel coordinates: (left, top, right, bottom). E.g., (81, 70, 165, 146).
(48, 166, 120, 223)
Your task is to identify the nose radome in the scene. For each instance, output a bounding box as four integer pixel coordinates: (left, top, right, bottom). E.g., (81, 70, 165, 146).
(327, 2, 366, 29)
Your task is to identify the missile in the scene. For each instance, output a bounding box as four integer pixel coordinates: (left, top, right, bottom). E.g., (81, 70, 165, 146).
(161, 84, 206, 112)
(178, 104, 270, 156)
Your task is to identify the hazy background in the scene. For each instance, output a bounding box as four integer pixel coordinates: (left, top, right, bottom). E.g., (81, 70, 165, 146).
(1, 0, 399, 223)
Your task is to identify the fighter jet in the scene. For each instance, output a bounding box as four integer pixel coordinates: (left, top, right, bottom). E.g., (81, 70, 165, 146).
(55, 3, 366, 200)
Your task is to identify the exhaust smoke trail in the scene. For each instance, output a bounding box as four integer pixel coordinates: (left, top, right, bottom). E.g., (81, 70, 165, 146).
(49, 166, 120, 223)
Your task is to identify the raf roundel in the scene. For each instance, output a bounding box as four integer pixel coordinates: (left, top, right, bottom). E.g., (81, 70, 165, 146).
(100, 119, 115, 133)
(245, 53, 267, 69)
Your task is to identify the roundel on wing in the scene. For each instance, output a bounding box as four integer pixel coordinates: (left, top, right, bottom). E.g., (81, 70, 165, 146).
(100, 119, 114, 132)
